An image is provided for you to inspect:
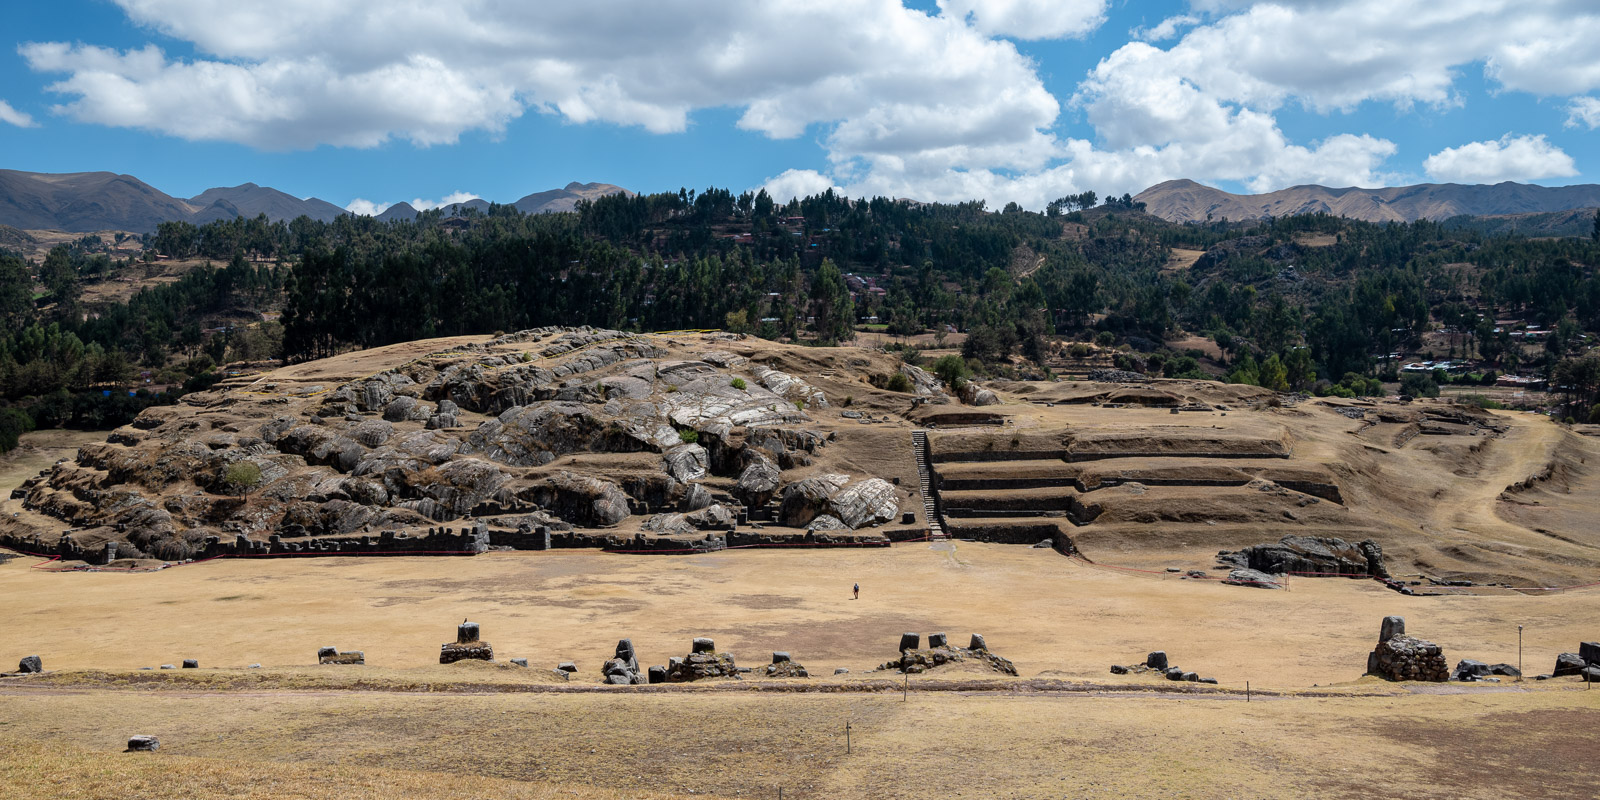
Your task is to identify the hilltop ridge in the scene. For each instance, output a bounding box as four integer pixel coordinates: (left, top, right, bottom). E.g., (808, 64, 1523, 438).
(1135, 179, 1600, 224)
(0, 170, 631, 232)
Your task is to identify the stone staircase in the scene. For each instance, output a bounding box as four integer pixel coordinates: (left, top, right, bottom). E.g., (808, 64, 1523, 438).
(911, 429, 946, 540)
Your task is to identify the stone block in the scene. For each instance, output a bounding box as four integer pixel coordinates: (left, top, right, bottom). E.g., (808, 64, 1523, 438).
(968, 634, 987, 651)
(1146, 651, 1168, 670)
(898, 633, 920, 652)
(126, 735, 160, 752)
(457, 622, 481, 644)
(1380, 616, 1406, 642)
(17, 655, 41, 674)
(927, 633, 948, 649)
(692, 637, 715, 654)
(181, 660, 198, 669)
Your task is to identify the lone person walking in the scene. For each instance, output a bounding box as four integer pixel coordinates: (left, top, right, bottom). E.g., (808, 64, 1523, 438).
(853, 583, 860, 600)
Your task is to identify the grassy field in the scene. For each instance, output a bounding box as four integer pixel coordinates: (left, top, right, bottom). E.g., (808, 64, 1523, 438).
(0, 430, 108, 497)
(2, 542, 1593, 686)
(1, 679, 1595, 799)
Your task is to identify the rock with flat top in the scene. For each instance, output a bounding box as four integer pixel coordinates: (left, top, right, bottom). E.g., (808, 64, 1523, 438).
(126, 735, 160, 752)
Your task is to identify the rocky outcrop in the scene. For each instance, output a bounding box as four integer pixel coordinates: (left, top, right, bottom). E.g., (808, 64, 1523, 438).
(1223, 568, 1281, 588)
(661, 443, 709, 482)
(734, 453, 782, 507)
(825, 478, 900, 529)
(521, 472, 630, 527)
(960, 383, 999, 406)
(897, 364, 947, 398)
(1365, 616, 1447, 682)
(779, 475, 899, 529)
(1223, 535, 1387, 578)
(779, 474, 851, 527)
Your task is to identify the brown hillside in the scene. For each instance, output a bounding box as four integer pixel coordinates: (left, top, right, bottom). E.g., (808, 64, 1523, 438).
(1136, 178, 1600, 224)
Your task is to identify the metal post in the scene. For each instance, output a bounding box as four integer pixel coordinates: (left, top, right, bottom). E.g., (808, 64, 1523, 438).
(1246, 681, 1250, 702)
(903, 673, 908, 701)
(846, 721, 851, 754)
(1517, 625, 1523, 682)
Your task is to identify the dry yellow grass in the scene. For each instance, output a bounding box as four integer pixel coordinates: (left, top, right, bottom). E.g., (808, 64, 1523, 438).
(0, 430, 107, 497)
(2, 541, 1593, 688)
(1, 682, 1596, 799)
(0, 735, 710, 800)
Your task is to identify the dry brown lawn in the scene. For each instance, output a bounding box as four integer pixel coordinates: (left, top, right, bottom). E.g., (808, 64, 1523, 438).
(1, 681, 1596, 799)
(0, 430, 108, 497)
(3, 541, 1593, 688)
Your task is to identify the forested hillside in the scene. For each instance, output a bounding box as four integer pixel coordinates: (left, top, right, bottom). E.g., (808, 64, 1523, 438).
(5, 188, 1600, 452)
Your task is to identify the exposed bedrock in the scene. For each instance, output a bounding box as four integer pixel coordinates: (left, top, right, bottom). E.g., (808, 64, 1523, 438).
(1222, 535, 1388, 579)
(778, 475, 900, 530)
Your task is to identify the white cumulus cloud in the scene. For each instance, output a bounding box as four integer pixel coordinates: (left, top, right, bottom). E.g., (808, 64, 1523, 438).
(0, 99, 37, 128)
(1132, 14, 1199, 43)
(17, 0, 1599, 209)
(1567, 96, 1600, 130)
(1423, 134, 1578, 184)
(412, 191, 482, 211)
(344, 198, 390, 216)
(937, 0, 1108, 40)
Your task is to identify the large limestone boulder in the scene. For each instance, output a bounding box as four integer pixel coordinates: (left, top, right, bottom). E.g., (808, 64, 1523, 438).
(897, 363, 946, 397)
(960, 383, 999, 406)
(661, 443, 709, 482)
(463, 403, 652, 467)
(826, 478, 900, 529)
(734, 453, 782, 507)
(1236, 535, 1386, 578)
(778, 474, 851, 527)
(521, 472, 629, 527)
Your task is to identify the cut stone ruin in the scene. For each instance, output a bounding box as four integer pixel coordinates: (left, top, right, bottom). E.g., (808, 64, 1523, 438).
(1365, 616, 1448, 682)
(603, 639, 646, 685)
(318, 646, 366, 665)
(663, 637, 740, 682)
(126, 735, 160, 752)
(440, 621, 494, 664)
(17, 655, 41, 674)
(1108, 650, 1219, 684)
(879, 632, 1017, 676)
(765, 651, 810, 679)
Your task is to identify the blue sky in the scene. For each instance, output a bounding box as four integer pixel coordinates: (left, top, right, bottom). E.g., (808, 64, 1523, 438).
(0, 1, 1595, 212)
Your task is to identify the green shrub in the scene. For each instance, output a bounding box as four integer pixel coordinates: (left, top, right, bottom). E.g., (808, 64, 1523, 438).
(886, 372, 913, 393)
(932, 354, 970, 391)
(1399, 372, 1440, 398)
(223, 461, 262, 497)
(678, 429, 699, 444)
(730, 377, 747, 390)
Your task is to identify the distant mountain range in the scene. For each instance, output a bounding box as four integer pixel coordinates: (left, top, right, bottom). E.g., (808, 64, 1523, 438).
(1134, 179, 1600, 225)
(0, 170, 631, 233)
